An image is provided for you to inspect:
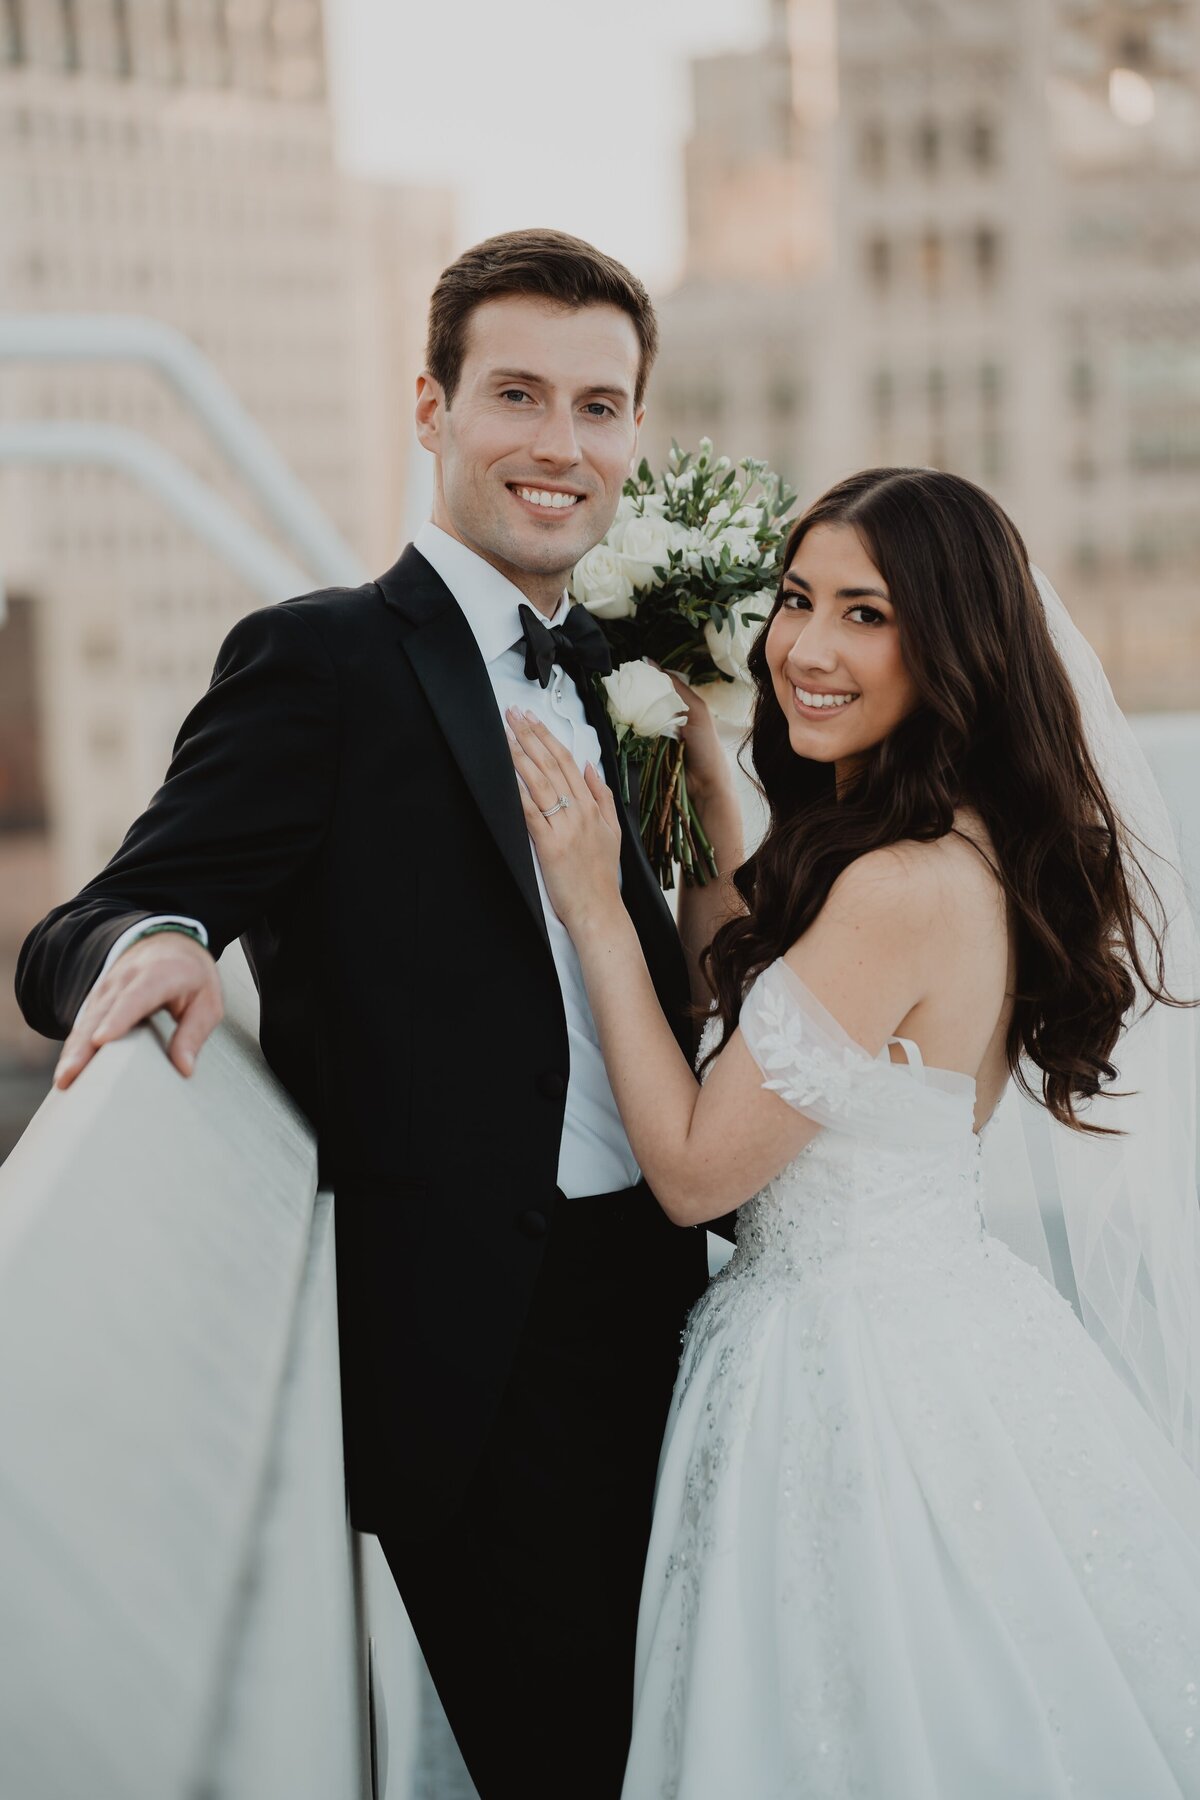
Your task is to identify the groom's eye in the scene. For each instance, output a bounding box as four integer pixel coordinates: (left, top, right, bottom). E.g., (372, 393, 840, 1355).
(501, 389, 532, 404)
(582, 401, 616, 418)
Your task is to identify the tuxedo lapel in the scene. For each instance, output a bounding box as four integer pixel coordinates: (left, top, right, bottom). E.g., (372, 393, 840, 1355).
(380, 546, 691, 1054)
(380, 548, 551, 957)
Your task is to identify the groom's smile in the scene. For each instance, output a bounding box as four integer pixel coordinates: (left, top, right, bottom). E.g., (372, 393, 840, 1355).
(415, 291, 644, 615)
(506, 481, 587, 517)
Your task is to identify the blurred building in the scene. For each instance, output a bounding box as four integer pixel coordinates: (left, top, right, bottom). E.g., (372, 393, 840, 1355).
(0, 1, 454, 1090)
(684, 0, 835, 284)
(651, 0, 833, 482)
(648, 0, 1200, 709)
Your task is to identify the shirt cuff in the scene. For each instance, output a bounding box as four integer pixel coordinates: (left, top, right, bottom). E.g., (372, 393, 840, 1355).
(98, 915, 210, 980)
(72, 915, 210, 1028)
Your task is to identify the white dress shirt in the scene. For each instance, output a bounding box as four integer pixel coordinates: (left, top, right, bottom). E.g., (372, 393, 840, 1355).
(111, 522, 641, 1198)
(413, 522, 641, 1196)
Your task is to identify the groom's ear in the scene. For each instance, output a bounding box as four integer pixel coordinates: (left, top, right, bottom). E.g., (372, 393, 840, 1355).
(415, 372, 444, 452)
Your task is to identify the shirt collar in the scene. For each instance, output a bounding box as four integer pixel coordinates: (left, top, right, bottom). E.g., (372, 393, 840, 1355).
(413, 521, 571, 665)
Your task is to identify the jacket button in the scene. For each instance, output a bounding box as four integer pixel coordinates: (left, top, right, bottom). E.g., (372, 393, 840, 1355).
(516, 1208, 548, 1239)
(537, 1071, 566, 1099)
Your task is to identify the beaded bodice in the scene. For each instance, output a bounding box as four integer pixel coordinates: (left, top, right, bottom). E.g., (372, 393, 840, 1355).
(702, 960, 984, 1292)
(728, 1129, 985, 1292)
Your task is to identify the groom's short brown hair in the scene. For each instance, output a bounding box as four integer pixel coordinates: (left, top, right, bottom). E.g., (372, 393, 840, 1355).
(425, 228, 659, 408)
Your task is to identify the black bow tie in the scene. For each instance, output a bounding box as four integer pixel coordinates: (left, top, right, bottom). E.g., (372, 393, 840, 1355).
(518, 602, 613, 691)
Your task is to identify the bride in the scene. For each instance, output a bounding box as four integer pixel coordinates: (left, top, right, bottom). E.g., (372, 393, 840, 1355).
(504, 466, 1200, 1799)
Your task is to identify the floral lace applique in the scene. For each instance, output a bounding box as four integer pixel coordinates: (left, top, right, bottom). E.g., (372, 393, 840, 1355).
(747, 976, 874, 1118)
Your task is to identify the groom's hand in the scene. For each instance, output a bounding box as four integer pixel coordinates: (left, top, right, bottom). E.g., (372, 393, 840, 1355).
(54, 930, 223, 1090)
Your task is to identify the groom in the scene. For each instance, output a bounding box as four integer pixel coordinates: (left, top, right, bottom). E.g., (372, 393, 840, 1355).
(16, 229, 709, 1798)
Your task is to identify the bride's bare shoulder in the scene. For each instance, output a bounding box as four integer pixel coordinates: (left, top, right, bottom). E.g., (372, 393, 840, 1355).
(822, 818, 1005, 942)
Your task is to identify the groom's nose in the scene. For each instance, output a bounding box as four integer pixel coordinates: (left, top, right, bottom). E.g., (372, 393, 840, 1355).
(529, 401, 581, 468)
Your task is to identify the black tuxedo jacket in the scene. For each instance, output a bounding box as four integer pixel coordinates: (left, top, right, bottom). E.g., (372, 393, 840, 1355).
(16, 547, 710, 1535)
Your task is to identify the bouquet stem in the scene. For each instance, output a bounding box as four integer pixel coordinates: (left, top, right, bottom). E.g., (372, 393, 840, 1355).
(631, 738, 720, 891)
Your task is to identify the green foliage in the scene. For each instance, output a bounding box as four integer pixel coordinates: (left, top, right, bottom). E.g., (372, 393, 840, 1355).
(589, 439, 797, 885)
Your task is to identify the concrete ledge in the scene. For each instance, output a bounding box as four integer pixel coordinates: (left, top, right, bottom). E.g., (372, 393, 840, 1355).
(0, 946, 385, 1799)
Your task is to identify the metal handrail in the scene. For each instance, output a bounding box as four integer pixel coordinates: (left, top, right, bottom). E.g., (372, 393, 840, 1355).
(0, 314, 367, 586)
(0, 421, 313, 602)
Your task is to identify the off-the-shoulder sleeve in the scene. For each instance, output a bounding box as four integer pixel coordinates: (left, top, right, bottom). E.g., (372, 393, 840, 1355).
(739, 959, 878, 1130)
(738, 960, 976, 1147)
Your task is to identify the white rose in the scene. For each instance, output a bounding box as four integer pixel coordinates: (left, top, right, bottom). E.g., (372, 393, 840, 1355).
(618, 518, 676, 586)
(570, 544, 638, 620)
(670, 523, 711, 571)
(713, 524, 762, 565)
(696, 675, 754, 729)
(704, 594, 771, 680)
(601, 660, 689, 743)
(613, 490, 666, 529)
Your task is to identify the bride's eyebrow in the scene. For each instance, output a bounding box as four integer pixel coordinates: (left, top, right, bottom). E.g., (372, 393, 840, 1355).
(784, 574, 890, 602)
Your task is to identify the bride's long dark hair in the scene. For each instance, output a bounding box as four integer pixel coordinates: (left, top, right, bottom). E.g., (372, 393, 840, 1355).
(703, 466, 1180, 1131)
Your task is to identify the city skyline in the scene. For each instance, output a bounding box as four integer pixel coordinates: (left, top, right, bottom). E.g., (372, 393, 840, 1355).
(647, 0, 1200, 709)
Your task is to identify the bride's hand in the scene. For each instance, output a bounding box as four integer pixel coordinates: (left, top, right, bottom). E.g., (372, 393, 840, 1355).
(660, 670, 731, 808)
(505, 708, 623, 931)
(657, 672, 742, 863)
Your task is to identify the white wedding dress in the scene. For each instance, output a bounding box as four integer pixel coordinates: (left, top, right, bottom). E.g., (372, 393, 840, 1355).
(621, 959, 1200, 1800)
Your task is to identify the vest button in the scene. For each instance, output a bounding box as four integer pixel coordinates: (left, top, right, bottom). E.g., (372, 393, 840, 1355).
(537, 1070, 567, 1100)
(516, 1208, 548, 1239)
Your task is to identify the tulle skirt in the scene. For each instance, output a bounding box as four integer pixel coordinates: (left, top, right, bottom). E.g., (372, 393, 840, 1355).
(622, 1234, 1200, 1800)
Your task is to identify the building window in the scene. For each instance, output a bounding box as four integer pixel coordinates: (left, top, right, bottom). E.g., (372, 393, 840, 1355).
(113, 0, 132, 76)
(1069, 358, 1096, 408)
(966, 113, 997, 169)
(161, 0, 183, 82)
(914, 116, 941, 173)
(3, 0, 24, 64)
(60, 0, 79, 69)
(919, 229, 944, 296)
(972, 225, 1000, 286)
(858, 119, 886, 179)
(865, 233, 892, 294)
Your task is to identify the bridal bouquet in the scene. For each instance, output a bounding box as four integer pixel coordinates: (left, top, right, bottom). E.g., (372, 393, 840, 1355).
(570, 439, 796, 889)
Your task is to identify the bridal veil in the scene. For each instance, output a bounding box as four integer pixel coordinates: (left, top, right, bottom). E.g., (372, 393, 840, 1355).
(981, 570, 1200, 1474)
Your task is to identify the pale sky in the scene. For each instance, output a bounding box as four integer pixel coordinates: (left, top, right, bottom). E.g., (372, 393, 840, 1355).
(325, 0, 770, 293)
